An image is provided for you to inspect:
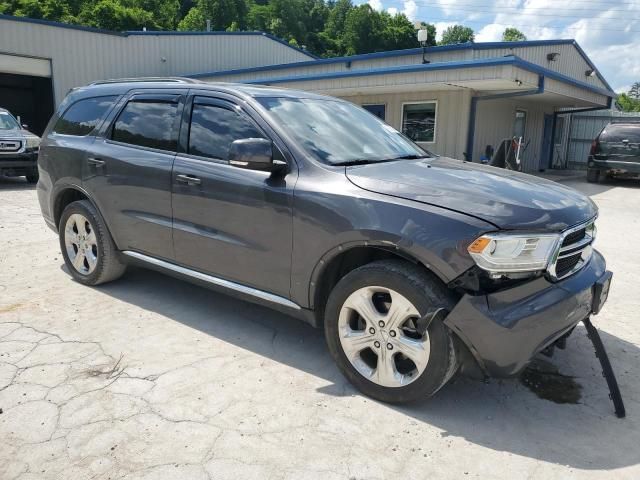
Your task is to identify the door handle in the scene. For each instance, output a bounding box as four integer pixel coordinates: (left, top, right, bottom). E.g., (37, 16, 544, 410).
(176, 174, 201, 185)
(87, 157, 105, 167)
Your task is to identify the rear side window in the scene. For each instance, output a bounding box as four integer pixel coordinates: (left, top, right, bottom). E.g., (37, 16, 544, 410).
(53, 96, 118, 136)
(112, 100, 178, 152)
(188, 103, 264, 160)
(600, 124, 640, 143)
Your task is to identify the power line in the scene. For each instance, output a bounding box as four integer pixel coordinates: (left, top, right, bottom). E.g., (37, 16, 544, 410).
(422, 15, 640, 34)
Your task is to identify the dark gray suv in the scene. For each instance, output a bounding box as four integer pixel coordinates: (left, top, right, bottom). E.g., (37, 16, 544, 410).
(37, 79, 611, 403)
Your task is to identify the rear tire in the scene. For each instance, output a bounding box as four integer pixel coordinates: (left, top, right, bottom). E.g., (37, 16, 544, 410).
(59, 200, 126, 286)
(587, 168, 600, 183)
(25, 169, 39, 184)
(324, 259, 458, 403)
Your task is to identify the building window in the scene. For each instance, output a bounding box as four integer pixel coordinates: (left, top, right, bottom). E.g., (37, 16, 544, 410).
(554, 116, 565, 145)
(402, 102, 437, 143)
(362, 104, 386, 121)
(513, 109, 527, 139)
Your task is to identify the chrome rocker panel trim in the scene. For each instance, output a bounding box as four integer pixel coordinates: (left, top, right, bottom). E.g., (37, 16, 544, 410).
(122, 250, 301, 310)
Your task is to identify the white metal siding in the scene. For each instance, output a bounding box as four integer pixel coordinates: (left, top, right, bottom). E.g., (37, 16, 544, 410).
(473, 97, 555, 172)
(0, 18, 312, 104)
(339, 90, 471, 160)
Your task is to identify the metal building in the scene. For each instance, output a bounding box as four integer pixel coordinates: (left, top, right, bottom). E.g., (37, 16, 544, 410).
(194, 40, 615, 173)
(554, 109, 640, 169)
(0, 14, 313, 134)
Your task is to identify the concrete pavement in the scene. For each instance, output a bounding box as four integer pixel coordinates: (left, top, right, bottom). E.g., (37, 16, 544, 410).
(0, 175, 639, 479)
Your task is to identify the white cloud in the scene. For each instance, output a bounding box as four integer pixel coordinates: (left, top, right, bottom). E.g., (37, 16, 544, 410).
(387, 7, 398, 16)
(403, 0, 418, 21)
(475, 23, 503, 42)
(368, 0, 383, 11)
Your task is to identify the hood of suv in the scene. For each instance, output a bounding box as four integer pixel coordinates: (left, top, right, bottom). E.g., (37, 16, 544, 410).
(346, 157, 597, 231)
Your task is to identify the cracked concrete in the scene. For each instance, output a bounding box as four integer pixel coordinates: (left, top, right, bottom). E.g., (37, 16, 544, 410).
(0, 176, 639, 479)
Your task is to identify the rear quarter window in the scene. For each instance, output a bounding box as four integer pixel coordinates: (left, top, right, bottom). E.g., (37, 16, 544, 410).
(53, 96, 118, 136)
(600, 124, 640, 143)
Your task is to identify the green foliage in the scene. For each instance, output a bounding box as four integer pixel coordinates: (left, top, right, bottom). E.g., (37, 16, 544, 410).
(502, 27, 526, 42)
(618, 93, 640, 112)
(2, 0, 480, 58)
(439, 25, 474, 45)
(629, 82, 640, 100)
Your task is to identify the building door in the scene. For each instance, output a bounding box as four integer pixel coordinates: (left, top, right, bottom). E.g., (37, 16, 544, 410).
(362, 104, 386, 121)
(540, 114, 554, 171)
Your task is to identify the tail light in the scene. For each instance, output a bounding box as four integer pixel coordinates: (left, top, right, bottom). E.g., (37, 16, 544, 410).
(589, 139, 600, 156)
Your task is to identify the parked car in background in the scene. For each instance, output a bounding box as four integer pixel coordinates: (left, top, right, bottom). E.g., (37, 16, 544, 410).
(0, 108, 41, 183)
(588, 122, 640, 182)
(37, 79, 611, 404)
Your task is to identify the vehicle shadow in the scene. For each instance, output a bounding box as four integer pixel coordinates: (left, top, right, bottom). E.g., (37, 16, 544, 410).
(0, 175, 35, 191)
(93, 266, 640, 471)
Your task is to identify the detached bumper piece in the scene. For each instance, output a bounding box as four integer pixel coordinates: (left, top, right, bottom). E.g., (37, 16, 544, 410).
(583, 317, 625, 418)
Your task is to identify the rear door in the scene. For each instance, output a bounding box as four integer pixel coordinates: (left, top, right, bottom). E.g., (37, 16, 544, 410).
(171, 92, 296, 298)
(597, 124, 640, 164)
(84, 90, 185, 260)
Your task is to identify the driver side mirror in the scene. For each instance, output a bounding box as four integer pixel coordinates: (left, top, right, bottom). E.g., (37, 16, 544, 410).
(229, 138, 285, 172)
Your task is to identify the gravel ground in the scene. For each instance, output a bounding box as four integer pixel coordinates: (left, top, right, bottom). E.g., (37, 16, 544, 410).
(0, 175, 639, 480)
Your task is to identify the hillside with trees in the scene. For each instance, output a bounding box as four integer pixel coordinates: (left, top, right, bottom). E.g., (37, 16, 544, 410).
(0, 0, 483, 57)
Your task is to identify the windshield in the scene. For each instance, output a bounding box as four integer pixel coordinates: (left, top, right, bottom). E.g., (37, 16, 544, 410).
(0, 111, 20, 130)
(257, 97, 430, 165)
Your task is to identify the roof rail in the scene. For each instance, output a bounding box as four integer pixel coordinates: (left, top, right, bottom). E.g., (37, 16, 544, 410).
(88, 77, 202, 86)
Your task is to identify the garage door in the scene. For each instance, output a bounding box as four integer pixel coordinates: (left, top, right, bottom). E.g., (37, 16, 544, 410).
(0, 54, 54, 136)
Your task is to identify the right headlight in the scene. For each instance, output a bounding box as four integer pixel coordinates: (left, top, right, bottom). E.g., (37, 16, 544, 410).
(467, 233, 561, 275)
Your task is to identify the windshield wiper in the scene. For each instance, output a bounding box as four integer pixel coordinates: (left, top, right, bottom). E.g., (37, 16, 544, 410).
(333, 158, 396, 166)
(383, 154, 428, 161)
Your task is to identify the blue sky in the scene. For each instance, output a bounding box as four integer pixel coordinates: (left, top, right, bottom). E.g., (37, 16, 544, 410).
(356, 0, 640, 92)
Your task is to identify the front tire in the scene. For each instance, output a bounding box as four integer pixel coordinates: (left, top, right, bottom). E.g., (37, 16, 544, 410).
(59, 200, 126, 286)
(25, 169, 39, 184)
(324, 259, 458, 403)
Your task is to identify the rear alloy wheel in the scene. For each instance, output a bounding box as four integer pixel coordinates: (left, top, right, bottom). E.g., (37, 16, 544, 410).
(59, 200, 126, 285)
(325, 259, 457, 403)
(64, 213, 99, 275)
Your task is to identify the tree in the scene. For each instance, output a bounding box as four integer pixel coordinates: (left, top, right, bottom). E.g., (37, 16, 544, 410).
(177, 0, 247, 31)
(79, 0, 159, 30)
(439, 25, 474, 45)
(502, 27, 526, 42)
(617, 93, 640, 112)
(380, 11, 418, 51)
(342, 4, 384, 55)
(629, 82, 640, 100)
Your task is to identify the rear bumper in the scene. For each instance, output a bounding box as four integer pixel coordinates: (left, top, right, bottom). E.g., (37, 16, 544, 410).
(0, 151, 38, 169)
(589, 157, 640, 175)
(445, 250, 607, 377)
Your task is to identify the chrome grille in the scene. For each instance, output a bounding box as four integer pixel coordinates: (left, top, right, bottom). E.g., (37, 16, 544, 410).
(0, 140, 22, 153)
(548, 220, 596, 281)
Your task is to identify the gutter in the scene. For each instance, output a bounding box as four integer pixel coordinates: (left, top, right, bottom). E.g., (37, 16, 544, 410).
(464, 75, 545, 162)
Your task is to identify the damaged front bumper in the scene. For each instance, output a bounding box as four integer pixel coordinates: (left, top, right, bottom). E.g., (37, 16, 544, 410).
(445, 249, 608, 377)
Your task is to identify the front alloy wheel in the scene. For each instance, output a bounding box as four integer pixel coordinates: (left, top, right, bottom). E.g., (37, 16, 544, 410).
(339, 286, 430, 387)
(324, 259, 458, 403)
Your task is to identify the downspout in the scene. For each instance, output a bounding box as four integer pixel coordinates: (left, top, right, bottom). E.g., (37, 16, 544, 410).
(549, 96, 613, 169)
(465, 75, 545, 162)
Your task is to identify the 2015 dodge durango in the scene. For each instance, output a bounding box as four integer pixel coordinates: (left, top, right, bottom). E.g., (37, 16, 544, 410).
(37, 79, 612, 403)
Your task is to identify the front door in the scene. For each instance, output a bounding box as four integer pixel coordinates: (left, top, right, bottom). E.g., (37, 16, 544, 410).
(171, 94, 295, 299)
(84, 91, 184, 260)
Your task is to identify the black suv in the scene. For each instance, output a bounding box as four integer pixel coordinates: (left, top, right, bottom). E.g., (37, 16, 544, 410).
(0, 107, 40, 183)
(588, 122, 640, 182)
(38, 79, 611, 403)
